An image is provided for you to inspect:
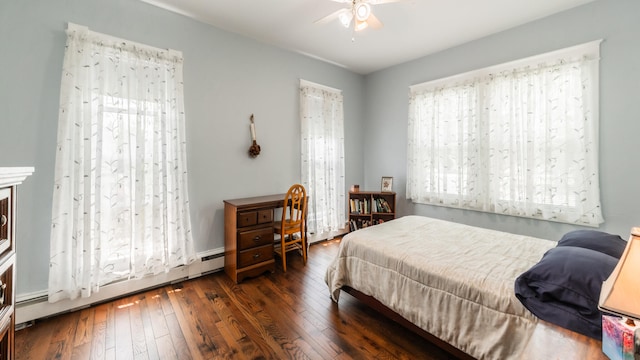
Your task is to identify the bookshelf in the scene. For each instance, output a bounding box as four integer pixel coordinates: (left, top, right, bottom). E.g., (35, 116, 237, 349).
(348, 191, 396, 231)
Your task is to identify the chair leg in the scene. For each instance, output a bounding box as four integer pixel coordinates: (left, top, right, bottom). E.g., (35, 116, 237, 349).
(281, 236, 287, 272)
(301, 231, 307, 265)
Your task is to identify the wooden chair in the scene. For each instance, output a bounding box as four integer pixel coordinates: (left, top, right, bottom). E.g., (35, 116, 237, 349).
(273, 184, 307, 272)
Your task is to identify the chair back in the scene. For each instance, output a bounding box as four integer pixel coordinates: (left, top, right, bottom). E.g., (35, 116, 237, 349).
(282, 184, 306, 227)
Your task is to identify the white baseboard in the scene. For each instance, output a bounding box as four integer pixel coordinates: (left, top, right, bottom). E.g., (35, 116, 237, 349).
(15, 247, 225, 325)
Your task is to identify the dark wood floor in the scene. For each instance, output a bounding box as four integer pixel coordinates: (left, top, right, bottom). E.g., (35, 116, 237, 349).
(15, 238, 455, 360)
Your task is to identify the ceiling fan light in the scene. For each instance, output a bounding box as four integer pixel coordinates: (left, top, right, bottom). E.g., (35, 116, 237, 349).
(355, 20, 368, 31)
(338, 12, 352, 28)
(355, 2, 371, 22)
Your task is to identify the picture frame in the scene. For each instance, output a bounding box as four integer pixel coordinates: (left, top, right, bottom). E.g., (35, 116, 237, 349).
(381, 176, 393, 192)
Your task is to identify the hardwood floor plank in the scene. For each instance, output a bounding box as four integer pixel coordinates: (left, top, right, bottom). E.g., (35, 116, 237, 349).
(145, 287, 171, 339)
(103, 300, 116, 353)
(14, 319, 56, 360)
(17, 238, 458, 360)
(243, 280, 341, 359)
(159, 287, 175, 316)
(214, 319, 247, 360)
(44, 341, 70, 360)
(89, 320, 107, 360)
(72, 308, 94, 347)
(50, 311, 80, 343)
(164, 311, 194, 360)
(42, 311, 80, 360)
(240, 282, 319, 357)
(128, 295, 150, 357)
(168, 281, 225, 358)
(70, 341, 91, 360)
(105, 347, 116, 360)
(205, 287, 265, 359)
(137, 292, 161, 360)
(213, 275, 291, 359)
(205, 289, 248, 343)
(154, 333, 178, 360)
(114, 298, 134, 360)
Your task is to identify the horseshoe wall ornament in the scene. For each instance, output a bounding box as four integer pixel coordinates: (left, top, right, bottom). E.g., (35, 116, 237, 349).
(248, 114, 261, 158)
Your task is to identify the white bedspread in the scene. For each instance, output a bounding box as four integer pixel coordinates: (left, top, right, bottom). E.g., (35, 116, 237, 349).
(325, 215, 557, 360)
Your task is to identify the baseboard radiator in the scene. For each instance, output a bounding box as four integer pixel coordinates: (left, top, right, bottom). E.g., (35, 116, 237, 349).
(15, 247, 225, 326)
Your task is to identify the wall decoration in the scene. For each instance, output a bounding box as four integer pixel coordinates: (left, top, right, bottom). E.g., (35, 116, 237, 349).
(248, 114, 261, 158)
(381, 176, 393, 192)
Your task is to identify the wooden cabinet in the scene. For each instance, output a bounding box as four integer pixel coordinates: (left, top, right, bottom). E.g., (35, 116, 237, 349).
(348, 191, 396, 231)
(223, 195, 281, 283)
(0, 167, 33, 360)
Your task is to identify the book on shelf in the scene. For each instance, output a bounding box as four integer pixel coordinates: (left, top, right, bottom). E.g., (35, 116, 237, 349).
(350, 197, 371, 214)
(349, 218, 374, 231)
(373, 198, 392, 213)
(382, 198, 392, 212)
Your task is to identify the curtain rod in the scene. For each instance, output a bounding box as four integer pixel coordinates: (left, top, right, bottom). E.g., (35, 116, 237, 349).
(66, 22, 182, 58)
(410, 39, 602, 92)
(300, 79, 342, 94)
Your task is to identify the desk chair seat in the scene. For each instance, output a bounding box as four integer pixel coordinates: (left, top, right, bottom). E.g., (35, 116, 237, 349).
(273, 184, 307, 272)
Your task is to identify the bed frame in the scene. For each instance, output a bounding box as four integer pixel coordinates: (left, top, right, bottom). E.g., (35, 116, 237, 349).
(342, 286, 474, 359)
(341, 286, 607, 360)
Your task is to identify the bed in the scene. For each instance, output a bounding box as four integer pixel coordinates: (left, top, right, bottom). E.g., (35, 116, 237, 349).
(325, 215, 618, 360)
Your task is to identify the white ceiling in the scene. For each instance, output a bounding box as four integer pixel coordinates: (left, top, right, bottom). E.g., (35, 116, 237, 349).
(140, 0, 595, 75)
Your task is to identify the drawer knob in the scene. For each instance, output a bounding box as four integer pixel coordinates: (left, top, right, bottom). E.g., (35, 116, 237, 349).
(0, 215, 6, 227)
(253, 253, 261, 259)
(253, 236, 261, 242)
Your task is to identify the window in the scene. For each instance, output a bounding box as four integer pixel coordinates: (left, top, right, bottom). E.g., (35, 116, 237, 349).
(300, 80, 346, 236)
(48, 23, 195, 302)
(407, 41, 603, 226)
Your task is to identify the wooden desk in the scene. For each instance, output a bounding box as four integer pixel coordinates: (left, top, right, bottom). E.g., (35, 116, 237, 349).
(223, 194, 286, 283)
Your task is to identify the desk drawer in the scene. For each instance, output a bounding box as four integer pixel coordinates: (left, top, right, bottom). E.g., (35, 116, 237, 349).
(0, 255, 13, 324)
(238, 227, 274, 251)
(238, 211, 257, 227)
(238, 209, 273, 228)
(257, 209, 273, 224)
(238, 244, 273, 268)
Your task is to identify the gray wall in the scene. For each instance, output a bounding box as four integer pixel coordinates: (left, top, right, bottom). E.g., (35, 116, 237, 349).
(0, 0, 365, 297)
(364, 0, 640, 240)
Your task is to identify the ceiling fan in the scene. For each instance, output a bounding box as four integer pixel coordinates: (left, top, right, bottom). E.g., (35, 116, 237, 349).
(315, 0, 401, 33)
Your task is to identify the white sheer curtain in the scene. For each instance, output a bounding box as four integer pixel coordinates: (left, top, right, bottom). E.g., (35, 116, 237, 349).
(300, 80, 346, 236)
(407, 41, 603, 226)
(49, 23, 195, 302)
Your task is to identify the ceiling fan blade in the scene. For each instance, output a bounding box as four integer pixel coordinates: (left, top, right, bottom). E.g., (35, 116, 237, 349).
(314, 8, 350, 24)
(366, 12, 384, 29)
(354, 18, 368, 31)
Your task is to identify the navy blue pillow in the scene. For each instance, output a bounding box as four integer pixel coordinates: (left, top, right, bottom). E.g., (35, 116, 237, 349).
(514, 246, 618, 339)
(557, 230, 626, 258)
